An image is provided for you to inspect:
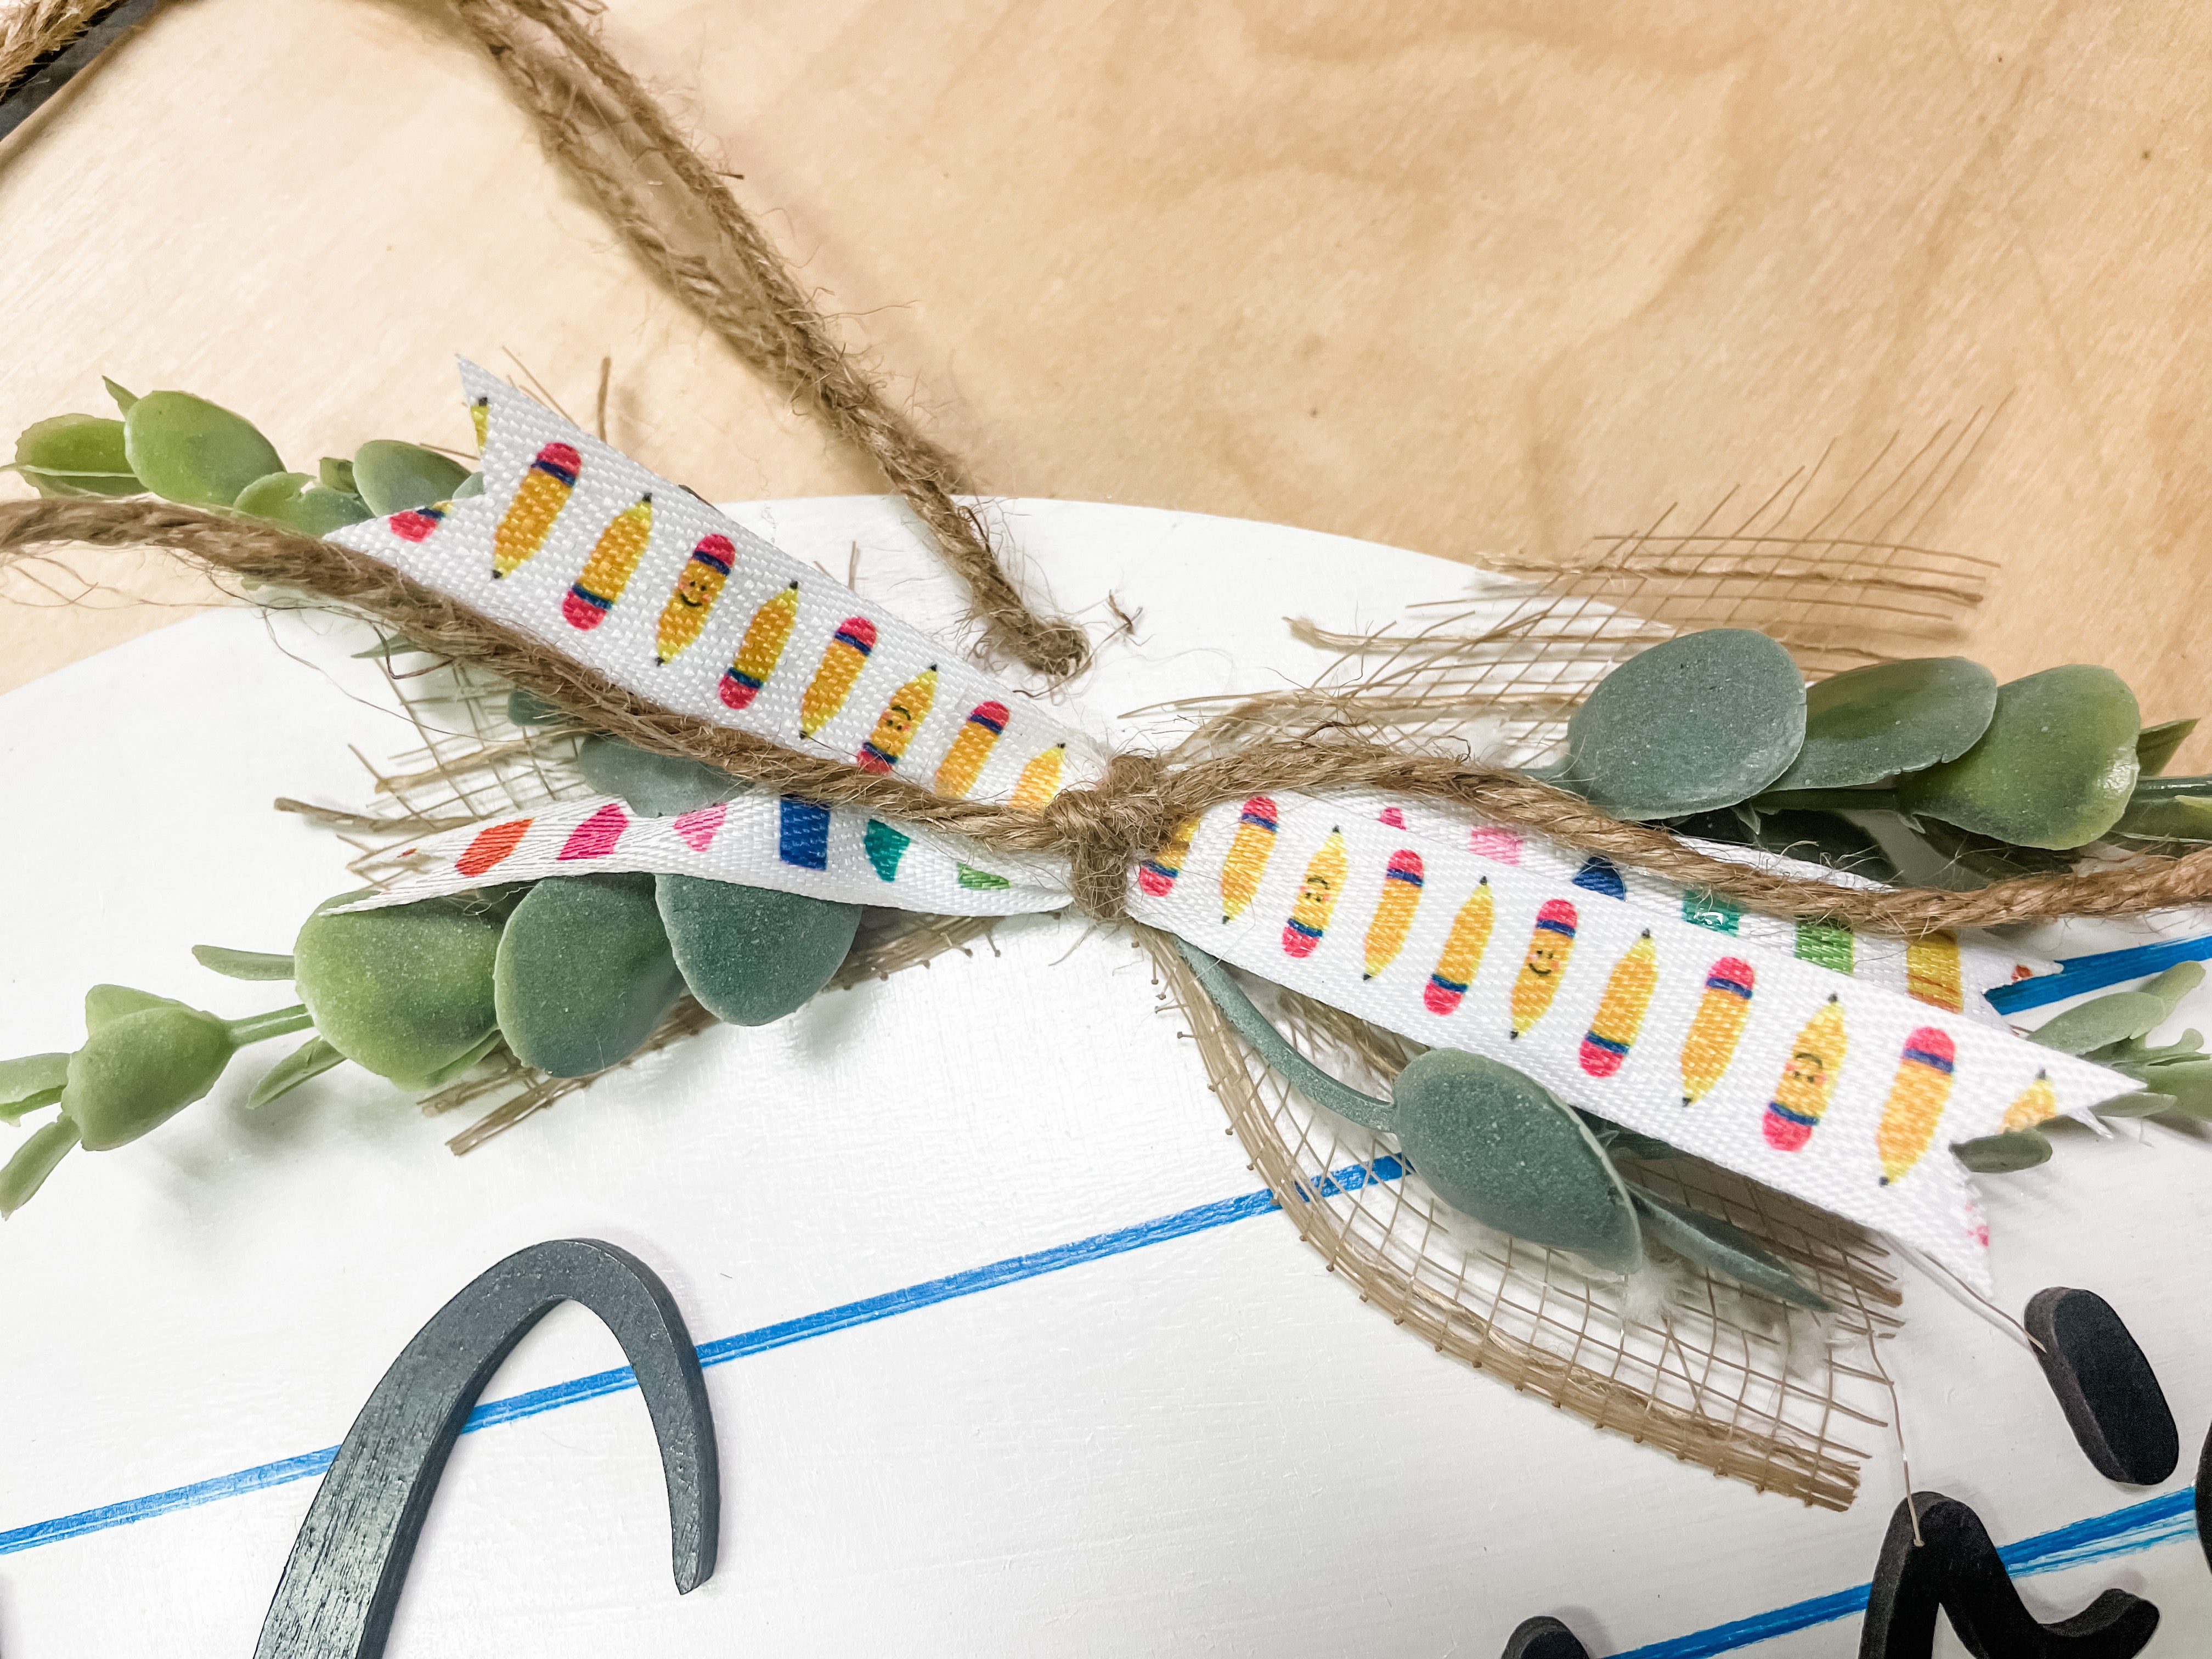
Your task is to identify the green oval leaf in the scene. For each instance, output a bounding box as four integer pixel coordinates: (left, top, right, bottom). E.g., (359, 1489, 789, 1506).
(494, 874, 687, 1077)
(0, 1119, 80, 1217)
(84, 984, 188, 1031)
(318, 456, 358, 495)
(0, 1052, 71, 1124)
(10, 413, 140, 498)
(1390, 1049, 1643, 1272)
(122, 391, 284, 508)
(2141, 961, 2205, 1015)
(2136, 718, 2198, 777)
(2134, 1059, 2212, 1116)
(64, 1005, 236, 1150)
(1628, 1187, 1830, 1308)
(246, 1035, 346, 1109)
(657, 876, 861, 1029)
(352, 439, 470, 515)
(1953, 1130, 2053, 1174)
(233, 471, 374, 535)
(294, 892, 503, 1087)
(1769, 657, 1997, 791)
(1895, 665, 2141, 849)
(2097, 1090, 2176, 1119)
(577, 735, 739, 816)
(2030, 990, 2169, 1054)
(191, 944, 296, 981)
(1563, 630, 1806, 819)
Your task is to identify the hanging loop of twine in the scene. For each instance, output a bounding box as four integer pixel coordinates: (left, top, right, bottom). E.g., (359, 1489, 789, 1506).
(11, 495, 2212, 936)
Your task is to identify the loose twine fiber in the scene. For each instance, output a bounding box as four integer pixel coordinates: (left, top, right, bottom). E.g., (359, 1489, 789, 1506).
(8, 0, 2212, 934)
(9, 494, 2212, 937)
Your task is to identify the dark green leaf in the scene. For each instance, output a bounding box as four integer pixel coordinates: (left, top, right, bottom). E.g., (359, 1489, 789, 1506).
(2135, 718, 2198, 777)
(0, 1119, 80, 1217)
(506, 689, 573, 727)
(1909, 818, 2080, 881)
(122, 391, 285, 507)
(233, 471, 373, 535)
(1390, 1049, 1643, 1272)
(294, 891, 504, 1088)
(657, 876, 859, 1028)
(1953, 1131, 2053, 1173)
(352, 440, 470, 515)
(2110, 793, 2212, 845)
(191, 944, 296, 981)
(1175, 943, 1393, 1131)
(1627, 1187, 1830, 1308)
(577, 734, 740, 816)
(2097, 1091, 2175, 1119)
(1769, 657, 1997, 791)
(1895, 665, 2141, 849)
(1562, 630, 1807, 819)
(494, 874, 687, 1077)
(246, 1036, 346, 1109)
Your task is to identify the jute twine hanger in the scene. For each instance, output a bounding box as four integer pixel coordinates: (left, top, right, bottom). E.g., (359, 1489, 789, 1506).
(5, 0, 2212, 935)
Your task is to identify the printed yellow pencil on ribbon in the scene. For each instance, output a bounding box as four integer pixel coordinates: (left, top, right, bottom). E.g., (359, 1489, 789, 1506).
(1905, 932, 1965, 1012)
(1876, 1026, 1955, 1184)
(1424, 878, 1493, 1015)
(2003, 1070, 2058, 1132)
(1363, 850, 1424, 979)
(1138, 815, 1199, 899)
(1579, 931, 1656, 1078)
(1282, 830, 1348, 960)
(1681, 956, 1754, 1105)
(1509, 899, 1578, 1037)
(935, 701, 1008, 798)
(654, 532, 736, 664)
(720, 582, 799, 712)
(1221, 796, 1279, 922)
(856, 667, 938, 774)
(798, 615, 877, 737)
(1010, 744, 1066, 814)
(492, 441, 580, 579)
(1764, 996, 1846, 1152)
(563, 494, 654, 630)
(470, 395, 490, 451)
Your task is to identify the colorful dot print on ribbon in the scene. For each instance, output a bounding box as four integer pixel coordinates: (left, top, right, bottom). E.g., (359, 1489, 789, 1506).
(672, 803, 725, 851)
(1221, 796, 1279, 922)
(1469, 827, 1521, 864)
(1138, 816, 1199, 899)
(1009, 744, 1066, 814)
(799, 616, 876, 739)
(1877, 1026, 1956, 1184)
(1510, 899, 1578, 1037)
(1905, 932, 1965, 1012)
(864, 820, 911, 882)
(778, 798, 831, 870)
(1282, 830, 1348, 959)
(857, 667, 937, 774)
(1571, 856, 1626, 901)
(562, 494, 653, 630)
(720, 582, 798, 712)
(1363, 850, 1424, 979)
(1765, 996, 1845, 1152)
(557, 801, 629, 861)
(1683, 890, 1741, 934)
(958, 865, 1011, 890)
(935, 701, 1007, 799)
(1681, 956, 1754, 1104)
(1795, 918, 1854, 974)
(654, 533, 736, 664)
(1581, 931, 1657, 1077)
(493, 442, 580, 579)
(2002, 1070, 2057, 1132)
(1424, 878, 1493, 1015)
(456, 817, 531, 878)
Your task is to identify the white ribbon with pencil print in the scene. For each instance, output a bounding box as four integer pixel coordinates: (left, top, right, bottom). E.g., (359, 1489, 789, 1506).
(333, 368, 2133, 1291)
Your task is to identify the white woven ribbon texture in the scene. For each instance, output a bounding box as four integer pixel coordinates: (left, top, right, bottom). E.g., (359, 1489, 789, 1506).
(334, 369, 2134, 1290)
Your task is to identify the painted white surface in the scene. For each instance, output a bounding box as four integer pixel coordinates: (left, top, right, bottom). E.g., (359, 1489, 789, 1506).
(0, 497, 2208, 1657)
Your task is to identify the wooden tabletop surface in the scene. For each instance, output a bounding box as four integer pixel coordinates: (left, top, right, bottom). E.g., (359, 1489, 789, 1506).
(3, 0, 2207, 762)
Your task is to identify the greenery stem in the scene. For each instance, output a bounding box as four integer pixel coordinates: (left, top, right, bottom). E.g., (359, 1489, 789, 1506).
(1750, 787, 1900, 814)
(2126, 774, 2212, 801)
(223, 1005, 315, 1047)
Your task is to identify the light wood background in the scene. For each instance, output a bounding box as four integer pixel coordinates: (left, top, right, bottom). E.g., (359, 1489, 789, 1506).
(3, 0, 2208, 763)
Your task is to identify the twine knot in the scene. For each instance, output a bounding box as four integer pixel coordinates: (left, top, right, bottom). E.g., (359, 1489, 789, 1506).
(1042, 751, 1175, 920)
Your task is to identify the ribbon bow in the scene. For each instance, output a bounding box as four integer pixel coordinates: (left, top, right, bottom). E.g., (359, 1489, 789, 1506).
(336, 365, 2132, 1289)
